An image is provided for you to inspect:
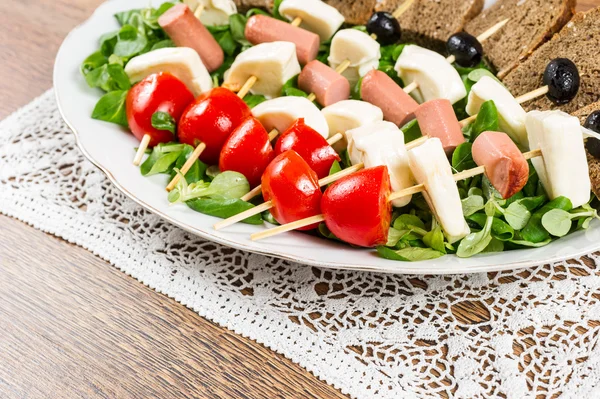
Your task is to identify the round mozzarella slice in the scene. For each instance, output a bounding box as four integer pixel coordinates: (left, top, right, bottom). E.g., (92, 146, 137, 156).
(184, 0, 237, 26)
(526, 110, 591, 208)
(224, 42, 301, 98)
(321, 100, 384, 150)
(467, 76, 528, 149)
(252, 96, 329, 138)
(394, 45, 467, 105)
(408, 138, 470, 243)
(125, 47, 213, 97)
(328, 29, 380, 85)
(279, 0, 344, 42)
(346, 121, 415, 207)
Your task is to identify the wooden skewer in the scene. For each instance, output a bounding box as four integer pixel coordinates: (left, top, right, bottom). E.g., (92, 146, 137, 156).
(404, 18, 510, 95)
(515, 86, 549, 104)
(250, 148, 544, 241)
(165, 142, 207, 192)
(392, 0, 417, 19)
(213, 162, 364, 230)
(193, 3, 205, 19)
(460, 82, 551, 127)
(291, 17, 302, 27)
(133, 134, 151, 166)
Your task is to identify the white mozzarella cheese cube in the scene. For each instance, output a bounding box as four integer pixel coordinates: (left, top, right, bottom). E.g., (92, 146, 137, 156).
(526, 111, 591, 208)
(394, 45, 467, 105)
(321, 100, 384, 149)
(184, 0, 237, 26)
(408, 138, 470, 242)
(252, 96, 329, 138)
(279, 0, 344, 42)
(124, 47, 213, 97)
(466, 76, 528, 149)
(346, 121, 414, 207)
(328, 29, 380, 85)
(224, 42, 301, 98)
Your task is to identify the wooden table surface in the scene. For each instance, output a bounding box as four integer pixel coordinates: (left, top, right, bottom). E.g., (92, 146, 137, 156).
(0, 1, 596, 398)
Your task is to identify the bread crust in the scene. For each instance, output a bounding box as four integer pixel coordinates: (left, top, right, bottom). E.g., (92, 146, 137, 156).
(572, 102, 600, 200)
(375, 0, 483, 52)
(502, 7, 600, 114)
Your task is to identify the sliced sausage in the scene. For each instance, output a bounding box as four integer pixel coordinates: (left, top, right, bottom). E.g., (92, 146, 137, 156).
(361, 70, 419, 127)
(244, 15, 319, 65)
(472, 131, 529, 199)
(298, 60, 349, 107)
(414, 99, 465, 155)
(159, 4, 224, 73)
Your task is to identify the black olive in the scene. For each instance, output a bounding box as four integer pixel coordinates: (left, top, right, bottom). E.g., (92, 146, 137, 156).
(584, 111, 600, 133)
(586, 138, 600, 160)
(543, 58, 580, 104)
(446, 32, 483, 68)
(366, 12, 401, 45)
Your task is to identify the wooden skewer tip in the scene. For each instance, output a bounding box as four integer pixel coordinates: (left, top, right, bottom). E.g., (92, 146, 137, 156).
(133, 134, 151, 166)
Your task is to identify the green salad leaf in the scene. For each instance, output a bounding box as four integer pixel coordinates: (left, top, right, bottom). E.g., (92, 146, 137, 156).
(452, 142, 476, 172)
(187, 198, 263, 225)
(520, 196, 573, 243)
(401, 119, 423, 144)
(151, 111, 176, 134)
(91, 90, 129, 127)
(377, 246, 444, 262)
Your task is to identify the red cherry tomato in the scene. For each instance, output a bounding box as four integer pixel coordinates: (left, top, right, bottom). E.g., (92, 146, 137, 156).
(274, 118, 341, 179)
(219, 117, 275, 187)
(178, 87, 251, 165)
(262, 150, 322, 231)
(126, 72, 194, 147)
(321, 166, 392, 247)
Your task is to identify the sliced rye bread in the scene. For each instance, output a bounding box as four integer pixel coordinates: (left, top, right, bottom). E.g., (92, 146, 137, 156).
(233, 0, 271, 13)
(465, 0, 575, 77)
(375, 0, 484, 52)
(502, 7, 600, 114)
(323, 0, 377, 25)
(572, 102, 600, 199)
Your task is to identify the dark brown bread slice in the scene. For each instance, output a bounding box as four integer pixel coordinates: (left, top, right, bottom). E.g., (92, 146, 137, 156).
(572, 102, 600, 199)
(502, 7, 600, 114)
(465, 0, 575, 77)
(375, 0, 483, 52)
(323, 0, 377, 25)
(233, 0, 272, 13)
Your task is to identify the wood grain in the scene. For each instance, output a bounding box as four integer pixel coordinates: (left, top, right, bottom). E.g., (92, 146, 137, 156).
(0, 0, 597, 398)
(0, 1, 347, 398)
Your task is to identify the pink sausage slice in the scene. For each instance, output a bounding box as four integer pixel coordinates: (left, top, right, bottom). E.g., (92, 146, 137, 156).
(298, 60, 350, 106)
(159, 4, 224, 73)
(414, 99, 465, 155)
(245, 15, 319, 65)
(472, 131, 529, 199)
(361, 70, 419, 127)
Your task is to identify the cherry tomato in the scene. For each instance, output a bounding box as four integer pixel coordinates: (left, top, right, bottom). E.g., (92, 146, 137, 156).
(274, 119, 341, 179)
(126, 72, 194, 147)
(322, 166, 392, 247)
(178, 87, 251, 165)
(219, 117, 275, 187)
(262, 150, 322, 230)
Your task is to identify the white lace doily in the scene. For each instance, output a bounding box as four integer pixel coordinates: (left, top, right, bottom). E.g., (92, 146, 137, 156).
(3, 90, 600, 399)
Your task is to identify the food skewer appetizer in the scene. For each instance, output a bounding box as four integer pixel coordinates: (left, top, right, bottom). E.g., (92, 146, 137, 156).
(125, 47, 214, 165)
(81, 0, 600, 262)
(250, 110, 591, 243)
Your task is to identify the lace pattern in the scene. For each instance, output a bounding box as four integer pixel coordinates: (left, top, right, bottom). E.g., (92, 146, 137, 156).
(2, 90, 600, 398)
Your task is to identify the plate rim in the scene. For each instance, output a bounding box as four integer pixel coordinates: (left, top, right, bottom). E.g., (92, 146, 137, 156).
(52, 0, 600, 275)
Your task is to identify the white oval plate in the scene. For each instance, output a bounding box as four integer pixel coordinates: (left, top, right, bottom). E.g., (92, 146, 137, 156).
(54, 0, 599, 275)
